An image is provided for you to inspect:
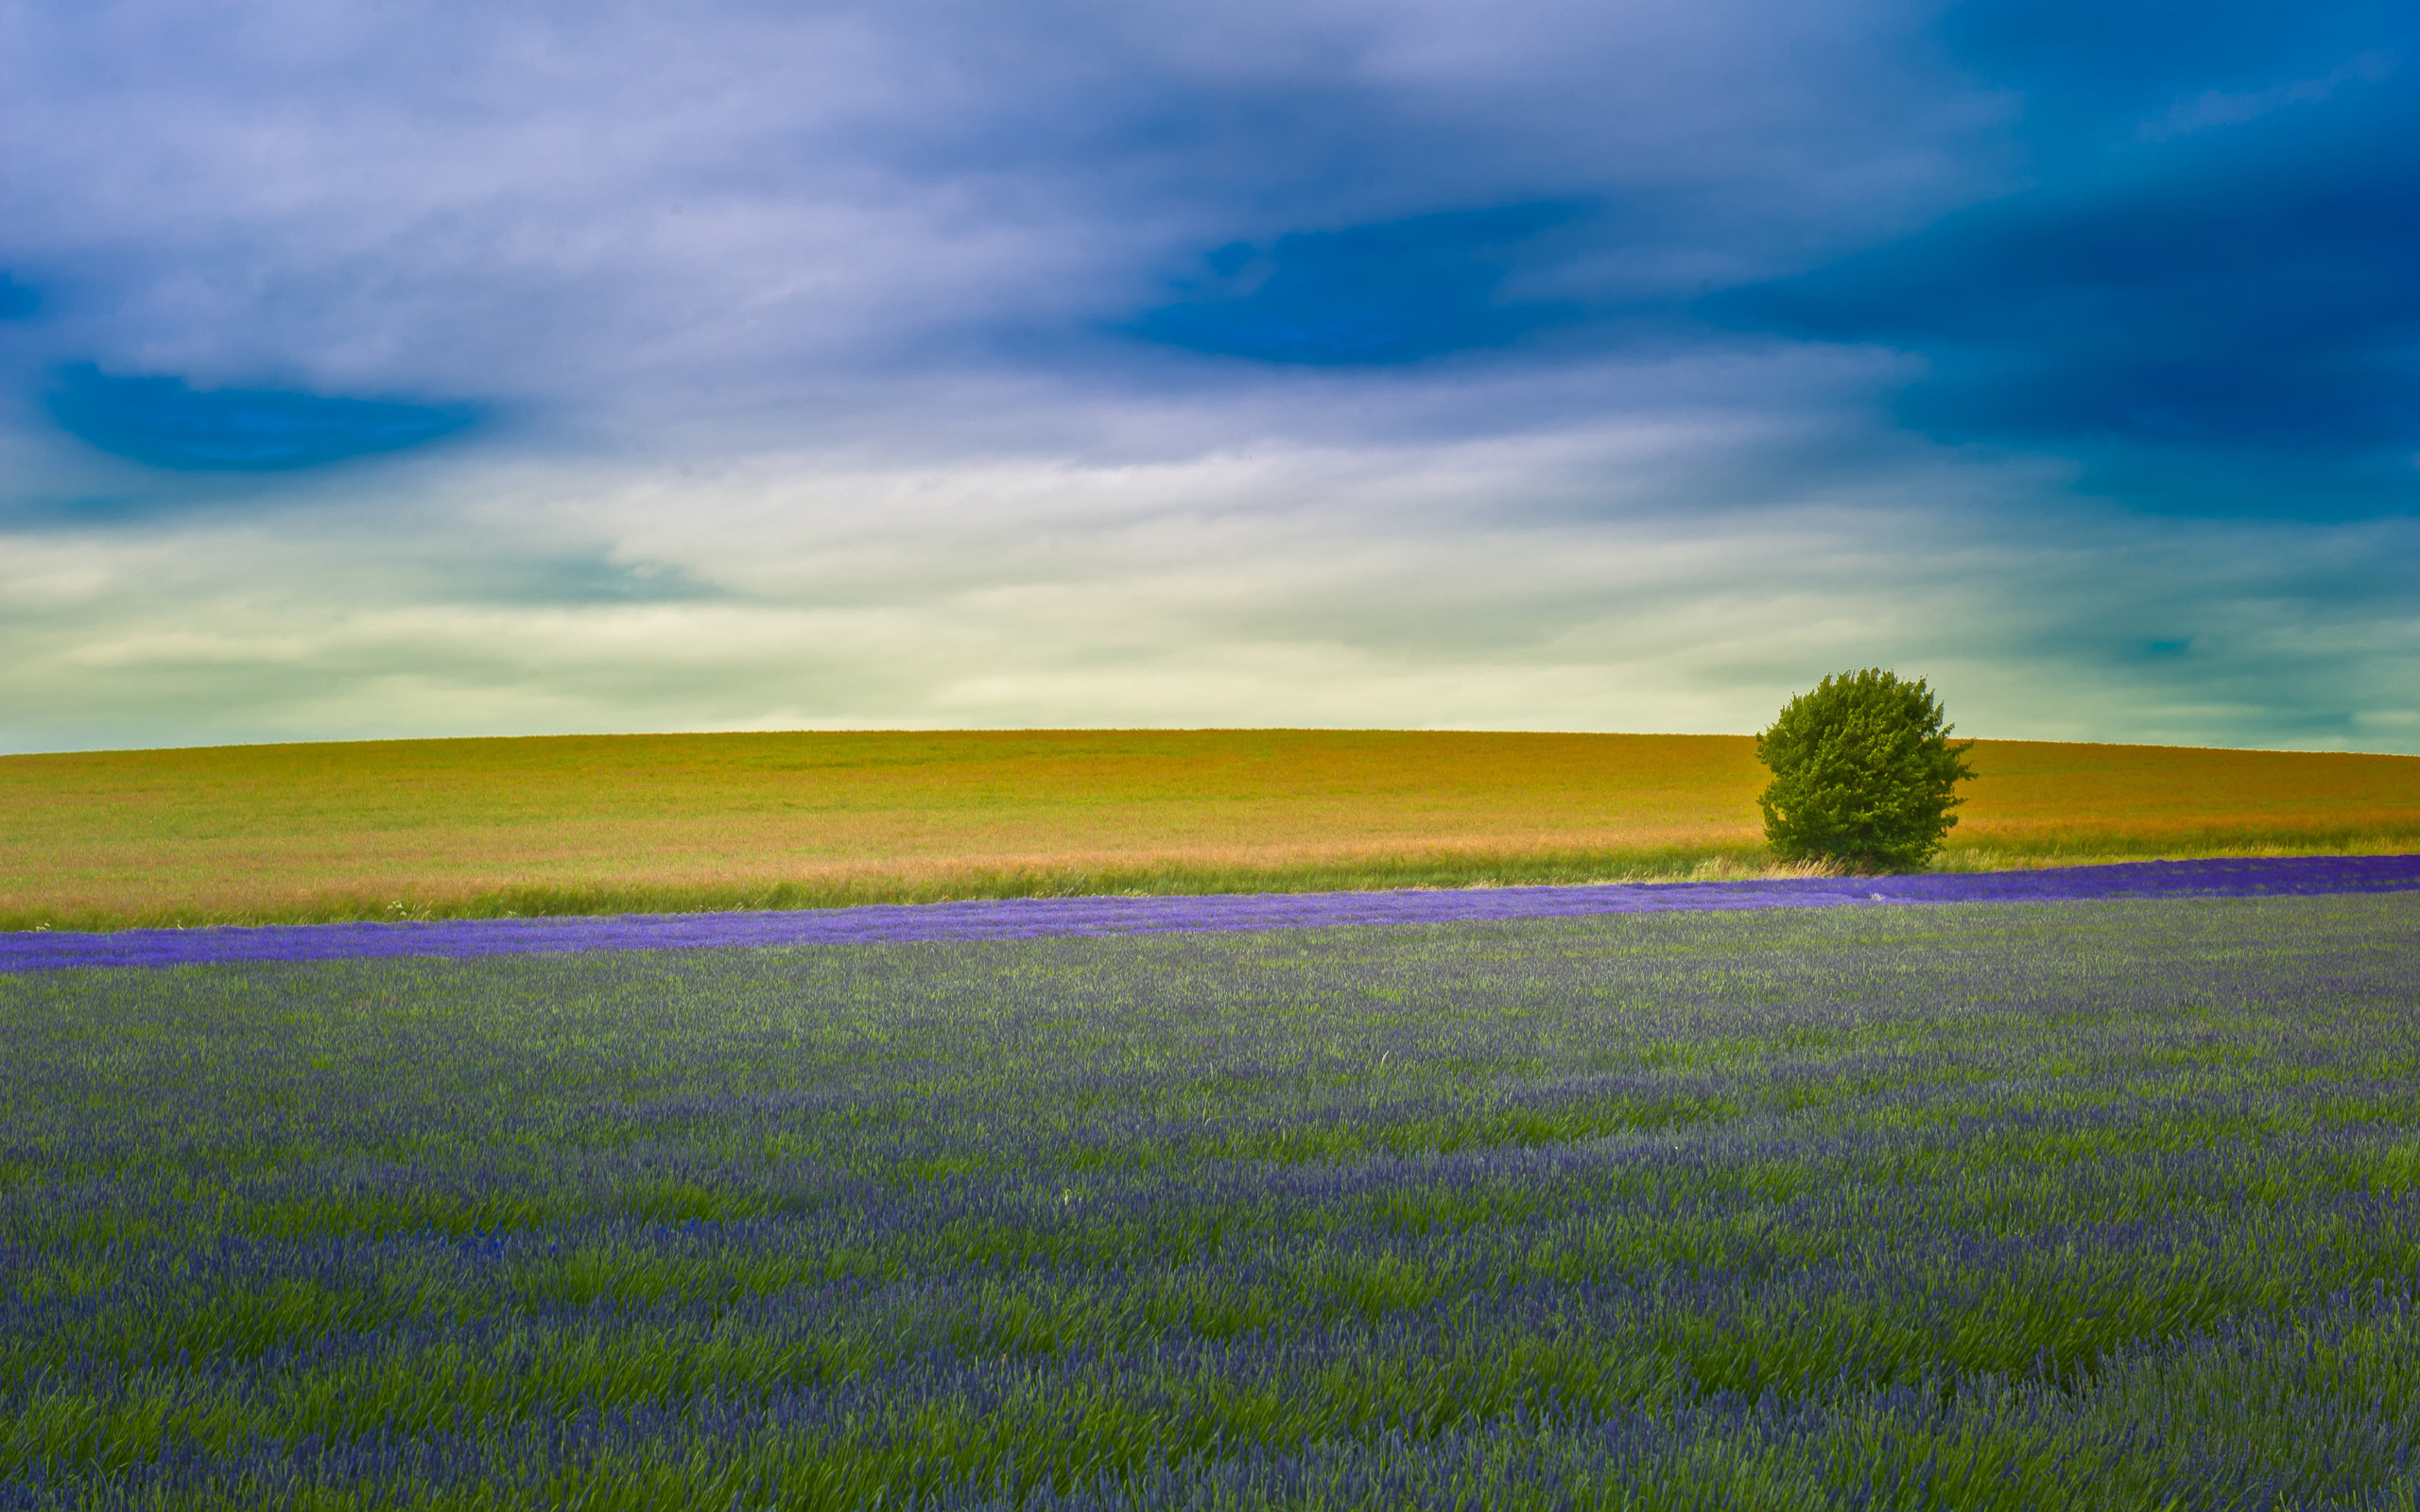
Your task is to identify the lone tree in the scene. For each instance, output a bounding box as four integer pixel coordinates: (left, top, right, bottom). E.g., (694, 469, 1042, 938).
(1754, 669, 1977, 872)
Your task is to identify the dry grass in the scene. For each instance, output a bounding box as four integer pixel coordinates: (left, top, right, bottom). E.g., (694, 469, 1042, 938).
(4, 729, 2415, 930)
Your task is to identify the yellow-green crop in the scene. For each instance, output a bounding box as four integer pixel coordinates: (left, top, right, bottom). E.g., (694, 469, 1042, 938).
(3, 730, 2414, 929)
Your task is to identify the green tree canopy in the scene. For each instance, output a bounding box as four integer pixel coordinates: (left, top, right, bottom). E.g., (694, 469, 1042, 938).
(1754, 669, 1978, 872)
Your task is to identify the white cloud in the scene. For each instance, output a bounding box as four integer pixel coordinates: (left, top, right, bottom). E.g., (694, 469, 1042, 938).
(1, 0, 2410, 756)
(6, 383, 2411, 752)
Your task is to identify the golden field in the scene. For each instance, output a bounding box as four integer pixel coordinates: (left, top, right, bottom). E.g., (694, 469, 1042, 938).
(4, 729, 2416, 930)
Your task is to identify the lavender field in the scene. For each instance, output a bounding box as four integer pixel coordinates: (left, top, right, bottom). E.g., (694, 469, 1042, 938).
(5, 890, 2419, 1508)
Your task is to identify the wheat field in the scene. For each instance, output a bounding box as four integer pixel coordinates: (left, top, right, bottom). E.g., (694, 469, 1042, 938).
(5, 730, 2415, 929)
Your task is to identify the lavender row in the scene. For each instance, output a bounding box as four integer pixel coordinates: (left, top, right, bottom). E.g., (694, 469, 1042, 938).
(6, 851, 2416, 972)
(5, 894, 2416, 1506)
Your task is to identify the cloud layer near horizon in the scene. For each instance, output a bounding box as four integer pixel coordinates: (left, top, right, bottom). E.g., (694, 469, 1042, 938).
(3, 0, 2414, 753)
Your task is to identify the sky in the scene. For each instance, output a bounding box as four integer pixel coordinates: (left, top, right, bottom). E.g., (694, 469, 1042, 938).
(3, 0, 2414, 754)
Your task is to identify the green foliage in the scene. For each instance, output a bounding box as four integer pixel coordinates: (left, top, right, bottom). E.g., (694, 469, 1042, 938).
(1755, 668, 1979, 871)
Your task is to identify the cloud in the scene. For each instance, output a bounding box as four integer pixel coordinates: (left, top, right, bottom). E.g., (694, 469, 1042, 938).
(1703, 6, 2419, 516)
(1937, 0, 2409, 159)
(1126, 203, 1592, 365)
(2137, 52, 2395, 140)
(0, 0, 2413, 753)
(43, 365, 480, 472)
(1, 0, 1997, 416)
(5, 433, 2410, 755)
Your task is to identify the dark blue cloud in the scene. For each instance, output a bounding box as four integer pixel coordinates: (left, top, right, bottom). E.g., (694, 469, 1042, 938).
(1940, 0, 2409, 163)
(1703, 0, 2420, 516)
(45, 365, 479, 472)
(490, 556, 720, 607)
(0, 492, 179, 530)
(1127, 203, 1590, 365)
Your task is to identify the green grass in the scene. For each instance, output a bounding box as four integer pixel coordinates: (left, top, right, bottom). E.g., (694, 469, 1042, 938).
(5, 893, 2416, 1506)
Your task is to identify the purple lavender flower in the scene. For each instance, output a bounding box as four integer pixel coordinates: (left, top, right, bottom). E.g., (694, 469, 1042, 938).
(3, 853, 2413, 971)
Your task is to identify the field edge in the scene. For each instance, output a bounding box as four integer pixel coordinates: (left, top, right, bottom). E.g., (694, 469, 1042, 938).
(10, 830, 2419, 933)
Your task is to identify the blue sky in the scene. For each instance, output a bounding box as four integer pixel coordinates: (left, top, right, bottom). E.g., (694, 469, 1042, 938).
(2, 0, 2413, 752)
